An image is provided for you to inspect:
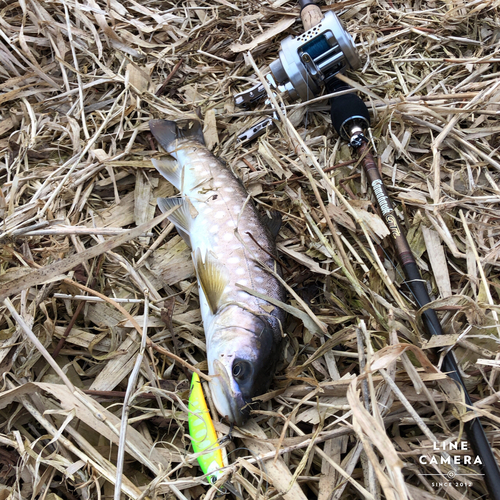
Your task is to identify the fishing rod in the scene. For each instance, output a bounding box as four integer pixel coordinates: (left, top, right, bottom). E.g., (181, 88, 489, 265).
(233, 0, 500, 497)
(326, 76, 500, 500)
(303, 5, 500, 498)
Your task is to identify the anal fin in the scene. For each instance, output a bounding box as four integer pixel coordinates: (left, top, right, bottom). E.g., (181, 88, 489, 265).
(194, 249, 228, 314)
(152, 158, 182, 190)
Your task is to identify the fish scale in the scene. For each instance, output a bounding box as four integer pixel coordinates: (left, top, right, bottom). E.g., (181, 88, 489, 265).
(149, 119, 285, 425)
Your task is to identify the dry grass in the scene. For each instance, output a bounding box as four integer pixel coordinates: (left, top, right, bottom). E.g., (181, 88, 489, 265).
(1, 0, 500, 499)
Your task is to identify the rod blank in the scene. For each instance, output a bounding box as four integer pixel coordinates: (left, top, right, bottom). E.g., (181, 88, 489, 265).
(329, 90, 500, 499)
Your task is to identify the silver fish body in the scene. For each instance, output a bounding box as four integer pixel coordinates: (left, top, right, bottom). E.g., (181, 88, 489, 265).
(149, 119, 285, 425)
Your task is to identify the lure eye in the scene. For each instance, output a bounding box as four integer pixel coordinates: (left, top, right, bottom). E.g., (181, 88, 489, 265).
(232, 361, 251, 380)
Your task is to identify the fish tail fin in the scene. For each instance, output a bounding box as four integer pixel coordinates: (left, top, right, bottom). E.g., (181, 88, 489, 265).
(149, 119, 205, 153)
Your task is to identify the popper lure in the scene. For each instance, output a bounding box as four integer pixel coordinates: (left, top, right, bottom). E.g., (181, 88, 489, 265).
(188, 371, 224, 484)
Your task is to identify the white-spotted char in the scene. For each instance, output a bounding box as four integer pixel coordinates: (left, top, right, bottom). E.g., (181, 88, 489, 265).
(149, 119, 285, 425)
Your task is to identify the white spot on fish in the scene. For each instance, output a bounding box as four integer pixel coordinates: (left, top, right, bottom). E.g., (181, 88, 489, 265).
(235, 268, 245, 275)
(257, 287, 267, 294)
(210, 162, 217, 167)
(215, 211, 225, 219)
(237, 291, 248, 299)
(234, 206, 241, 214)
(209, 225, 219, 234)
(255, 276, 264, 284)
(223, 233, 233, 242)
(214, 181, 223, 188)
(227, 256, 240, 264)
(226, 220, 234, 227)
(224, 187, 235, 193)
(238, 279, 248, 286)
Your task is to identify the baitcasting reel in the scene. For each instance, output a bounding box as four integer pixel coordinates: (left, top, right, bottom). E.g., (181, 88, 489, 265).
(235, 0, 361, 140)
(269, 10, 360, 102)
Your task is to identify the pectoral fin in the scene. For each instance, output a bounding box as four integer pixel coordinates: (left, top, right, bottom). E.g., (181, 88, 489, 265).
(194, 249, 228, 314)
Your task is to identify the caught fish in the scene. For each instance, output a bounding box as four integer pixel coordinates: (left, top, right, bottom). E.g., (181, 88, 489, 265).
(149, 118, 285, 425)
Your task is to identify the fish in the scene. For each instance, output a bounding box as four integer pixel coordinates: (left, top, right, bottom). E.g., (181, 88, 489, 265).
(149, 118, 286, 425)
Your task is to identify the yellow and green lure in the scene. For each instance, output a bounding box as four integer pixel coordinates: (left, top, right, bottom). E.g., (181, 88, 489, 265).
(188, 372, 224, 484)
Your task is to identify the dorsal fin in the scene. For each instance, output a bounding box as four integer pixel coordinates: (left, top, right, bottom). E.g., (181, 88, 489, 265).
(265, 210, 282, 238)
(194, 249, 228, 314)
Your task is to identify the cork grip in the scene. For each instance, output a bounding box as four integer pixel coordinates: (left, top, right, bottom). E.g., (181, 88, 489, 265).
(301, 4, 324, 31)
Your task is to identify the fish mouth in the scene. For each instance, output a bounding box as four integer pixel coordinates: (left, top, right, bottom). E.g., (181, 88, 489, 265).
(212, 359, 249, 426)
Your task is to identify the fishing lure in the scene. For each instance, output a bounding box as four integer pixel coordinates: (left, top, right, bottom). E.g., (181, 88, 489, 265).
(188, 371, 224, 484)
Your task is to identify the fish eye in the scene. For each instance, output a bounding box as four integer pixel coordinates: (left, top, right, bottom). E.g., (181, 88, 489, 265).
(232, 361, 251, 380)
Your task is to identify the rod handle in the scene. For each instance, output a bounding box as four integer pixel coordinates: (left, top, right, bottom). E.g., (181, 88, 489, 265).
(300, 1, 323, 31)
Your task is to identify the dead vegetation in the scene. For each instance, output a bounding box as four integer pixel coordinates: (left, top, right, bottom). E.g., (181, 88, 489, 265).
(1, 0, 500, 499)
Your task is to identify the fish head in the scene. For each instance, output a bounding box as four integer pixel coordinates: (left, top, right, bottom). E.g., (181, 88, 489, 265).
(207, 306, 281, 426)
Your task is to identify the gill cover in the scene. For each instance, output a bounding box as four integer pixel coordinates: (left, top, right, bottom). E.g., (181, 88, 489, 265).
(208, 311, 283, 425)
